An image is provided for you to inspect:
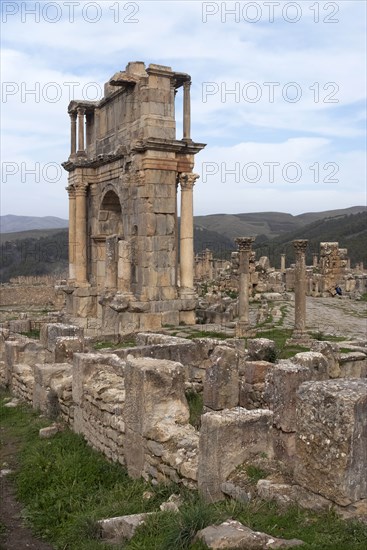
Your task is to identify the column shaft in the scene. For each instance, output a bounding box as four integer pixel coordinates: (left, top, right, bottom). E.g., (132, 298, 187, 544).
(280, 254, 286, 273)
(293, 240, 308, 337)
(77, 107, 85, 154)
(179, 173, 199, 296)
(235, 237, 255, 337)
(70, 112, 77, 157)
(183, 81, 191, 140)
(75, 185, 88, 284)
(67, 186, 76, 281)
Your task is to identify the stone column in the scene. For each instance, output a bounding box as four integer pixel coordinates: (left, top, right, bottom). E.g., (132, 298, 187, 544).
(280, 253, 286, 273)
(183, 80, 191, 141)
(235, 237, 255, 337)
(74, 184, 88, 285)
(85, 111, 93, 151)
(313, 253, 318, 267)
(346, 258, 351, 270)
(293, 239, 308, 339)
(77, 107, 86, 155)
(179, 172, 199, 298)
(69, 112, 77, 158)
(67, 185, 76, 281)
(105, 235, 118, 290)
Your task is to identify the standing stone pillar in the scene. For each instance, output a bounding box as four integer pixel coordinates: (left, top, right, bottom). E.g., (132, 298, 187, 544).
(313, 253, 318, 267)
(183, 80, 191, 141)
(67, 185, 76, 281)
(77, 107, 86, 155)
(179, 172, 199, 298)
(280, 253, 286, 273)
(74, 184, 88, 285)
(292, 240, 308, 339)
(105, 235, 118, 290)
(235, 237, 255, 337)
(69, 111, 77, 158)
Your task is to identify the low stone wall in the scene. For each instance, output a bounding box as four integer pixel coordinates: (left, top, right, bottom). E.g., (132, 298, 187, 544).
(0, 284, 64, 308)
(1, 321, 366, 512)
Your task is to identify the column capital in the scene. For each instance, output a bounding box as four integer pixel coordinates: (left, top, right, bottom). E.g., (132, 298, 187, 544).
(183, 79, 191, 90)
(235, 236, 255, 252)
(74, 183, 88, 196)
(77, 106, 86, 116)
(66, 184, 76, 198)
(69, 111, 77, 121)
(293, 239, 308, 254)
(179, 172, 199, 190)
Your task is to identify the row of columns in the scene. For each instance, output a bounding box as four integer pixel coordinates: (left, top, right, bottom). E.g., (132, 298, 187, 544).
(235, 238, 309, 339)
(69, 107, 93, 158)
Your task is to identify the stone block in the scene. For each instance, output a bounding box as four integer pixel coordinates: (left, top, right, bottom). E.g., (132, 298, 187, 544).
(198, 408, 273, 502)
(98, 512, 155, 542)
(33, 363, 71, 413)
(203, 346, 239, 410)
(292, 352, 328, 380)
(124, 356, 189, 478)
(54, 336, 84, 363)
(295, 379, 367, 506)
(265, 362, 311, 433)
(40, 323, 83, 353)
(247, 338, 276, 362)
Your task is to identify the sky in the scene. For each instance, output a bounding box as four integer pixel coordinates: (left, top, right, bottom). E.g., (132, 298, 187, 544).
(1, 0, 366, 218)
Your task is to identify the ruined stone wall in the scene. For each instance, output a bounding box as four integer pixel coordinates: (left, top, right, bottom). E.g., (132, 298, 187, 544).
(1, 322, 366, 511)
(0, 284, 64, 308)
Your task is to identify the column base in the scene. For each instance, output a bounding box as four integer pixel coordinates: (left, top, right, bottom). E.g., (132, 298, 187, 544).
(287, 331, 312, 345)
(235, 321, 256, 338)
(179, 287, 196, 300)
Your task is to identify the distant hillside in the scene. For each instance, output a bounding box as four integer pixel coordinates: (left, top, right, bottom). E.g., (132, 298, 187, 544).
(0, 230, 68, 283)
(0, 215, 68, 234)
(253, 211, 367, 268)
(0, 208, 365, 282)
(194, 206, 366, 241)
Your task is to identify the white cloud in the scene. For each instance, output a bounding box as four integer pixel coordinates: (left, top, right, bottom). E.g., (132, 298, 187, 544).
(0, 0, 365, 217)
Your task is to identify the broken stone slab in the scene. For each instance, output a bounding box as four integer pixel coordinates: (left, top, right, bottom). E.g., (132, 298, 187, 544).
(98, 512, 155, 542)
(295, 379, 367, 506)
(221, 482, 251, 503)
(40, 323, 83, 353)
(4, 398, 21, 408)
(159, 493, 183, 512)
(39, 424, 60, 439)
(195, 519, 304, 549)
(257, 480, 330, 511)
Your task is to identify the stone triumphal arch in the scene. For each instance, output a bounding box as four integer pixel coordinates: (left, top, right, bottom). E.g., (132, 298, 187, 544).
(62, 62, 205, 334)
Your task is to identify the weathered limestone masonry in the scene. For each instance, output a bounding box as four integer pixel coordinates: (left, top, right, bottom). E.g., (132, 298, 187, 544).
(1, 322, 366, 514)
(62, 62, 205, 335)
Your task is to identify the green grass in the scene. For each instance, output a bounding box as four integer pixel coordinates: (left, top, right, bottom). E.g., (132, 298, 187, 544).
(359, 292, 367, 302)
(310, 331, 346, 342)
(1, 391, 367, 550)
(185, 391, 203, 429)
(245, 464, 269, 484)
(93, 340, 136, 350)
(186, 330, 231, 340)
(19, 329, 40, 339)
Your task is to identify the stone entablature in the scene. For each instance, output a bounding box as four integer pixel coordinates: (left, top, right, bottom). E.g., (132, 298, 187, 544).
(62, 62, 206, 334)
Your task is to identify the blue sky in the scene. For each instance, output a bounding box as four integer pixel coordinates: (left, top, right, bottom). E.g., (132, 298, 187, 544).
(1, 0, 366, 217)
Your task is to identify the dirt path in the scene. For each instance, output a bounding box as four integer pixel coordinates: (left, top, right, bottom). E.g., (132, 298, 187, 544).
(0, 426, 54, 550)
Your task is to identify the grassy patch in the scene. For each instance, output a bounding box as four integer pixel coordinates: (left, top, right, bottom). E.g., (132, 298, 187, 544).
(1, 391, 367, 550)
(359, 293, 367, 302)
(186, 330, 231, 340)
(93, 340, 136, 350)
(245, 465, 269, 484)
(19, 329, 40, 339)
(185, 391, 203, 430)
(310, 331, 345, 342)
